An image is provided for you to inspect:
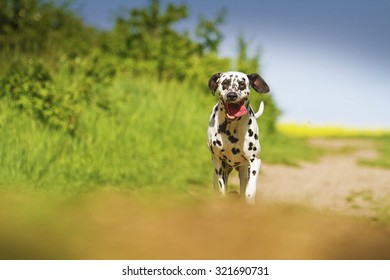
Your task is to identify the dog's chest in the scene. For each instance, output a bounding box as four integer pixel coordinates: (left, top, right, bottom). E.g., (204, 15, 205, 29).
(208, 105, 260, 167)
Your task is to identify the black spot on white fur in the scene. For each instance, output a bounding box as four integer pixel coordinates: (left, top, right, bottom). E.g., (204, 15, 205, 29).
(228, 135, 238, 143)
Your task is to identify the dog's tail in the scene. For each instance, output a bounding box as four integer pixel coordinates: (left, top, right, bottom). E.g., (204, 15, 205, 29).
(254, 101, 265, 119)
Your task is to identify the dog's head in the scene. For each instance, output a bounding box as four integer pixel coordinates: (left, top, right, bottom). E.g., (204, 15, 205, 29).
(208, 71, 269, 120)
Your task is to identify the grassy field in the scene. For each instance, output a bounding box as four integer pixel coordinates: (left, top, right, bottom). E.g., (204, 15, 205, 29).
(0, 76, 207, 192)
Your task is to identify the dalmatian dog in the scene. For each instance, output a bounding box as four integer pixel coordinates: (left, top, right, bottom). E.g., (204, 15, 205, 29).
(207, 71, 270, 204)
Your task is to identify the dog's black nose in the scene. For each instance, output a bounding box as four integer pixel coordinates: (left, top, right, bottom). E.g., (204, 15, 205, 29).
(227, 92, 238, 101)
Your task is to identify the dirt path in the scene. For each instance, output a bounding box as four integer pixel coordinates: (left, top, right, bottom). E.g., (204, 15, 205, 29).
(259, 138, 390, 217)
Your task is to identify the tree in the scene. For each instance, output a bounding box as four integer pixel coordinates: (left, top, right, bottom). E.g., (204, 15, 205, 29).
(0, 0, 94, 54)
(111, 0, 191, 80)
(195, 8, 226, 54)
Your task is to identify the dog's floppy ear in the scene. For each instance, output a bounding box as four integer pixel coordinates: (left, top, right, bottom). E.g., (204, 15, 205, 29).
(247, 73, 270, 93)
(208, 73, 222, 95)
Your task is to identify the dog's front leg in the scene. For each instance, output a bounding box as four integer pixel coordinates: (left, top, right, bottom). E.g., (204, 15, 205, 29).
(239, 159, 261, 205)
(238, 163, 249, 200)
(212, 156, 231, 196)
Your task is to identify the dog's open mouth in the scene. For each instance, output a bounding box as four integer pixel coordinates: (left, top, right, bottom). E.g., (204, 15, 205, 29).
(224, 101, 248, 120)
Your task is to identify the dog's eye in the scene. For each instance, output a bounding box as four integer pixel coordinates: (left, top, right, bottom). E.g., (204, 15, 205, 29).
(238, 82, 246, 90)
(222, 79, 230, 90)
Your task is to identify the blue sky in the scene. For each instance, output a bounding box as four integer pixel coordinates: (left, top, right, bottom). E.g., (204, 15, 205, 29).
(71, 0, 390, 129)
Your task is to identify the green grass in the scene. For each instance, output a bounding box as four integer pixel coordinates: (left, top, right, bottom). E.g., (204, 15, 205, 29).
(0, 74, 319, 194)
(359, 135, 390, 169)
(261, 134, 322, 166)
(0, 76, 213, 193)
(346, 189, 390, 224)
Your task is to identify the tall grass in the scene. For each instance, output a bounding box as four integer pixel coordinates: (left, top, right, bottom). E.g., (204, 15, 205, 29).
(0, 76, 214, 193)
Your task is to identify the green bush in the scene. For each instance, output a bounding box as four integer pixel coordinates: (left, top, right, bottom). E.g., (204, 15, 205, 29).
(1, 50, 117, 134)
(1, 60, 80, 133)
(59, 49, 117, 110)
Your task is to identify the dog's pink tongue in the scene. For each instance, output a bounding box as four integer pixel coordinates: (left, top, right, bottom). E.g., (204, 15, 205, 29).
(229, 103, 248, 117)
